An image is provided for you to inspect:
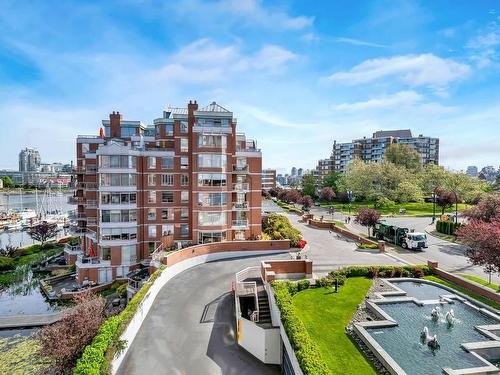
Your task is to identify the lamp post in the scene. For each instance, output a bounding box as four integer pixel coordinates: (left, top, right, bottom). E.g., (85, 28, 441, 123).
(432, 191, 436, 224)
(347, 190, 353, 214)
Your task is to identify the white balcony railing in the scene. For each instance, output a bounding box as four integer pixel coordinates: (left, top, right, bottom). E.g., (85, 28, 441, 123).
(232, 165, 248, 173)
(235, 266, 261, 322)
(232, 202, 249, 210)
(232, 183, 249, 191)
(64, 243, 83, 255)
(232, 219, 248, 228)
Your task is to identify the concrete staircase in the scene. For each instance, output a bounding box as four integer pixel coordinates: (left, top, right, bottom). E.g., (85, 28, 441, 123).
(257, 291, 272, 328)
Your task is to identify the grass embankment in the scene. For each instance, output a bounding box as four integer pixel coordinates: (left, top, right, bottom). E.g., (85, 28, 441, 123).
(293, 278, 377, 375)
(457, 274, 500, 292)
(320, 200, 467, 216)
(0, 243, 64, 287)
(424, 276, 500, 311)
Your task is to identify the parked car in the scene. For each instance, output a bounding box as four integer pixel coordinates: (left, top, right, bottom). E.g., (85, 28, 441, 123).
(314, 202, 321, 207)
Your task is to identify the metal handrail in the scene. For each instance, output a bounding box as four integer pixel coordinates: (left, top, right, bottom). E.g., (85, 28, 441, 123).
(235, 266, 260, 322)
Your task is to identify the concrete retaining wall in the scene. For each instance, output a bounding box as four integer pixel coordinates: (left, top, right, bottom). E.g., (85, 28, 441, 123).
(307, 218, 384, 250)
(427, 261, 500, 303)
(112, 244, 291, 374)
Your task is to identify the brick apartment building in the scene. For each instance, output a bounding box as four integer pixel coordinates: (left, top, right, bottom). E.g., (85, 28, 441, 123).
(261, 169, 276, 191)
(69, 101, 262, 284)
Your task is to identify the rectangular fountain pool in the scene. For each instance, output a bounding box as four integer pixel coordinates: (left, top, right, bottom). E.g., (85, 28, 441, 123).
(358, 280, 500, 375)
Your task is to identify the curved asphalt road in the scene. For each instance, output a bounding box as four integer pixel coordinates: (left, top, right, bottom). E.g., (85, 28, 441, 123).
(117, 255, 286, 375)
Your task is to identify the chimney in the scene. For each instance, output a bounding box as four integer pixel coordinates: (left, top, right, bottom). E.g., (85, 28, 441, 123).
(187, 100, 198, 118)
(110, 111, 122, 138)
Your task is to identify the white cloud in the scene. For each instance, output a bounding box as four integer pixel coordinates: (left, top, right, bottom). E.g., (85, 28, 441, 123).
(301, 32, 319, 42)
(465, 21, 500, 68)
(333, 37, 388, 48)
(171, 0, 313, 31)
(326, 54, 471, 90)
(331, 91, 423, 111)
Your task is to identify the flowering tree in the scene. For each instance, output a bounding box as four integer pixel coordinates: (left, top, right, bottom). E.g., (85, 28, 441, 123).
(268, 187, 281, 198)
(300, 195, 314, 209)
(434, 188, 458, 215)
(27, 221, 59, 246)
(320, 187, 335, 202)
(355, 208, 381, 236)
(36, 291, 105, 370)
(280, 189, 302, 203)
(456, 220, 500, 277)
(462, 194, 500, 222)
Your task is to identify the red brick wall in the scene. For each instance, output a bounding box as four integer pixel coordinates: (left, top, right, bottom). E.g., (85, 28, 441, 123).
(427, 262, 500, 303)
(261, 259, 313, 282)
(308, 219, 380, 247)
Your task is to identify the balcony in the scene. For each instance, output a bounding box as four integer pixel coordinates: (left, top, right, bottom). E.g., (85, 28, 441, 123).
(64, 243, 83, 255)
(232, 202, 249, 211)
(87, 217, 97, 226)
(85, 166, 97, 174)
(67, 196, 78, 204)
(74, 228, 97, 241)
(76, 254, 111, 268)
(232, 219, 249, 229)
(86, 182, 98, 190)
(85, 200, 97, 208)
(76, 213, 87, 221)
(232, 165, 249, 174)
(232, 183, 249, 191)
(76, 166, 85, 174)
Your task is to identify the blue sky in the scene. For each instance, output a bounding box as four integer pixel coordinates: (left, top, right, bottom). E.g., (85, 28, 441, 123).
(0, 0, 499, 174)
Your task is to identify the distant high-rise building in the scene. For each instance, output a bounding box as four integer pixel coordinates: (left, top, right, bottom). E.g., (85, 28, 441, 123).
(276, 174, 286, 187)
(466, 166, 478, 177)
(291, 167, 297, 176)
(19, 148, 41, 172)
(316, 158, 334, 184)
(331, 130, 439, 173)
(261, 169, 276, 191)
(478, 166, 498, 182)
(297, 168, 303, 177)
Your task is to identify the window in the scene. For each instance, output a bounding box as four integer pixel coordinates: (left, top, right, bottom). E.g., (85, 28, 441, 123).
(101, 210, 137, 222)
(180, 208, 189, 219)
(148, 191, 156, 204)
(161, 157, 174, 169)
(101, 247, 111, 260)
(166, 124, 174, 135)
(100, 227, 137, 241)
(180, 138, 188, 152)
(121, 127, 137, 137)
(181, 174, 189, 186)
(197, 173, 227, 187)
(198, 212, 226, 226)
(161, 174, 174, 186)
(181, 156, 189, 169)
(181, 191, 189, 203)
(162, 224, 174, 236)
(121, 245, 136, 265)
(82, 143, 90, 154)
(180, 224, 189, 236)
(198, 231, 226, 244)
(180, 121, 188, 133)
(148, 174, 156, 187)
(148, 242, 156, 254)
(197, 118, 229, 127)
(148, 225, 157, 237)
(162, 208, 174, 220)
(197, 154, 226, 168)
(148, 157, 156, 169)
(99, 155, 134, 168)
(148, 208, 156, 221)
(198, 135, 226, 148)
(100, 173, 136, 186)
(162, 191, 173, 203)
(198, 192, 227, 207)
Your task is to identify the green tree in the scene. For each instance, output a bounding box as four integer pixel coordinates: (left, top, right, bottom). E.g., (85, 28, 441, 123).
(301, 174, 317, 198)
(394, 180, 423, 203)
(419, 164, 448, 196)
(0, 176, 15, 188)
(322, 171, 342, 192)
(445, 172, 479, 220)
(384, 143, 421, 171)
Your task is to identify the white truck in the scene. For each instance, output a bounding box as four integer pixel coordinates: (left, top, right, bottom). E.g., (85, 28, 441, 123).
(401, 232, 428, 250)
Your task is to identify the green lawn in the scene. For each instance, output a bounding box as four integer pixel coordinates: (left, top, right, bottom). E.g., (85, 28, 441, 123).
(293, 278, 377, 375)
(424, 276, 500, 311)
(458, 274, 500, 292)
(320, 200, 468, 216)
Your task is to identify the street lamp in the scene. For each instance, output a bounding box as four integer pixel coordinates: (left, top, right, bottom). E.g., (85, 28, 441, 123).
(432, 191, 436, 224)
(347, 190, 353, 214)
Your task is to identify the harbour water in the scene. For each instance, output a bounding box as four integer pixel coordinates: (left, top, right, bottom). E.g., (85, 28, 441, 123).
(0, 191, 73, 248)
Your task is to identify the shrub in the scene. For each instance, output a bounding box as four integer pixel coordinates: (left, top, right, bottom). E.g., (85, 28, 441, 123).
(272, 282, 331, 375)
(74, 268, 164, 374)
(366, 267, 378, 279)
(297, 279, 311, 292)
(316, 277, 333, 288)
(0, 256, 14, 271)
(262, 213, 303, 247)
(356, 243, 379, 249)
(116, 284, 127, 298)
(412, 268, 424, 278)
(401, 269, 411, 277)
(393, 267, 404, 277)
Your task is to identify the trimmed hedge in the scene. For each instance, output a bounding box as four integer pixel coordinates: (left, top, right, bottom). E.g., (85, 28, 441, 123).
(272, 281, 331, 375)
(74, 267, 165, 375)
(262, 213, 302, 247)
(436, 220, 462, 235)
(342, 265, 432, 278)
